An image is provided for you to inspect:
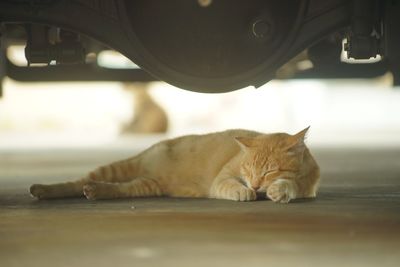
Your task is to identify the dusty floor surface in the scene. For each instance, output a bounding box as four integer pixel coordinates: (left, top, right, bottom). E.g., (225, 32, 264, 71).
(1, 147, 400, 267)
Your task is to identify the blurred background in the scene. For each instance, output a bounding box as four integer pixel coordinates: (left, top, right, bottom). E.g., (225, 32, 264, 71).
(1, 62, 399, 150)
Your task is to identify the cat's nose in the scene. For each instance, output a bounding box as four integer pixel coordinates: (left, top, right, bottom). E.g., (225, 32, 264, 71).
(252, 185, 260, 191)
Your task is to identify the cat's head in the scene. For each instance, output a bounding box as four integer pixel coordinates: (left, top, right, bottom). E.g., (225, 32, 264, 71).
(235, 127, 312, 193)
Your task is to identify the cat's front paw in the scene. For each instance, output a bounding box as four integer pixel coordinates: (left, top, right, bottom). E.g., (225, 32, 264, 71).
(230, 186, 257, 202)
(267, 179, 297, 204)
(83, 182, 99, 200)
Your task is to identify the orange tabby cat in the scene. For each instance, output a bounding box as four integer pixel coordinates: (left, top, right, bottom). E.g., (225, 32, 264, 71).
(30, 128, 320, 203)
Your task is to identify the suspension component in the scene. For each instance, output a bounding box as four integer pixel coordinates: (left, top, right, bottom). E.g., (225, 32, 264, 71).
(344, 0, 382, 59)
(25, 24, 85, 65)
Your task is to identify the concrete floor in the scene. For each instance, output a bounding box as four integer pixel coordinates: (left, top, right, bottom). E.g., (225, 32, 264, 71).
(1, 147, 400, 267)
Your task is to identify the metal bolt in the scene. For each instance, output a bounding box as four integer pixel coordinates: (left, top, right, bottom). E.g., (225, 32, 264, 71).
(252, 19, 271, 38)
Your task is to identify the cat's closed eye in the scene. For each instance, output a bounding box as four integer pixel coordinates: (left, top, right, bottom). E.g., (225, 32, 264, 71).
(279, 168, 299, 173)
(262, 170, 278, 176)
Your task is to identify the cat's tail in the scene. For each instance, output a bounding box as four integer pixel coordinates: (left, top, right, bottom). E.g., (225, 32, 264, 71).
(30, 157, 140, 199)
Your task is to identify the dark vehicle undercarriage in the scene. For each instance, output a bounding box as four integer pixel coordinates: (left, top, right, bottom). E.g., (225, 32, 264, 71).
(0, 0, 399, 93)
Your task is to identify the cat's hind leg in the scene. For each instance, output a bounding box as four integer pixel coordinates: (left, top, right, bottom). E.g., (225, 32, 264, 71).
(30, 180, 87, 199)
(83, 177, 163, 200)
(30, 159, 140, 199)
(88, 159, 139, 183)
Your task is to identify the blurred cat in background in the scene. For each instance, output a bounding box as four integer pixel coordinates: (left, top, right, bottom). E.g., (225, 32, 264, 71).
(121, 82, 168, 134)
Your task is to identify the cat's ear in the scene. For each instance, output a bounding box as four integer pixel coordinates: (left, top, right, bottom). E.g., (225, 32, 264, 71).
(286, 126, 310, 154)
(234, 137, 255, 151)
(293, 126, 310, 141)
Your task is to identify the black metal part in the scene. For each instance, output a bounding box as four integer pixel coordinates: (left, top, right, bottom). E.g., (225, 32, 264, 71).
(120, 0, 352, 92)
(1, 0, 399, 92)
(0, 0, 355, 92)
(25, 24, 85, 65)
(25, 24, 50, 65)
(344, 0, 381, 59)
(384, 0, 400, 85)
(120, 0, 306, 91)
(308, 34, 343, 66)
(252, 19, 272, 39)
